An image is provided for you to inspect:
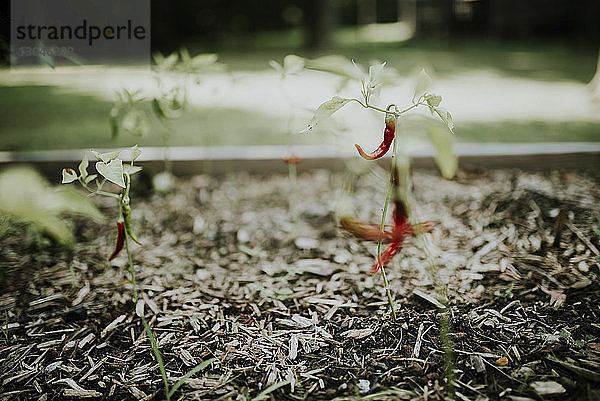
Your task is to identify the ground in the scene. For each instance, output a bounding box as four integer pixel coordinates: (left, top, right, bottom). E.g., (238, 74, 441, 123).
(1, 166, 599, 400)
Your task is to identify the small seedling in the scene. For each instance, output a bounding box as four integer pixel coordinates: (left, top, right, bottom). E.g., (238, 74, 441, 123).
(62, 146, 144, 298)
(61, 146, 216, 400)
(109, 49, 223, 191)
(270, 55, 308, 219)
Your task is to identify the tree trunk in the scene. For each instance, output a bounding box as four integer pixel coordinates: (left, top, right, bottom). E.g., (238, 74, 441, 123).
(303, 0, 335, 52)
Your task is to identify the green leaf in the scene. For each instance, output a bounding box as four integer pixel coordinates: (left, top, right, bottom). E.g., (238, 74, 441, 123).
(1, 167, 104, 244)
(38, 53, 55, 69)
(252, 380, 291, 401)
(304, 55, 363, 80)
(95, 159, 125, 188)
(426, 94, 442, 107)
(168, 358, 217, 398)
(433, 107, 455, 134)
(91, 149, 123, 163)
(123, 165, 142, 176)
(269, 60, 283, 73)
(49, 187, 104, 222)
(78, 155, 89, 179)
(188, 53, 218, 71)
(130, 145, 142, 162)
(153, 51, 179, 71)
(427, 124, 457, 179)
(152, 98, 167, 120)
(414, 69, 432, 100)
(300, 96, 351, 134)
(283, 54, 304, 75)
(180, 47, 191, 63)
(141, 316, 170, 398)
(61, 168, 78, 184)
(365, 61, 398, 92)
(84, 174, 97, 184)
(121, 110, 149, 136)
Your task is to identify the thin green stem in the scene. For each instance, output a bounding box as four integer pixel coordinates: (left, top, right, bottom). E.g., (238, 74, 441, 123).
(78, 179, 120, 199)
(350, 98, 424, 118)
(121, 177, 137, 303)
(142, 316, 170, 401)
(287, 161, 298, 221)
(377, 135, 399, 321)
(124, 231, 138, 303)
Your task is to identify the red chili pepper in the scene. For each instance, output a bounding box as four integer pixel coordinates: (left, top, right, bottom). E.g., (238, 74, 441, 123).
(108, 221, 125, 261)
(355, 113, 396, 160)
(283, 155, 302, 164)
(341, 200, 434, 274)
(341, 163, 435, 274)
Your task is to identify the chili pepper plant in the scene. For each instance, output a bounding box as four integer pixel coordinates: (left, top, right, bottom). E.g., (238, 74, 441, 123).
(270, 55, 308, 219)
(109, 49, 223, 191)
(61, 147, 214, 400)
(297, 58, 455, 316)
(297, 56, 458, 394)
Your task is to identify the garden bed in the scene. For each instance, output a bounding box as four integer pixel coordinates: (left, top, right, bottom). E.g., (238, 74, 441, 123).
(1, 165, 599, 400)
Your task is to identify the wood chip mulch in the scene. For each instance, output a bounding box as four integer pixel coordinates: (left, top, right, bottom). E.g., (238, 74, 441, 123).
(1, 166, 599, 401)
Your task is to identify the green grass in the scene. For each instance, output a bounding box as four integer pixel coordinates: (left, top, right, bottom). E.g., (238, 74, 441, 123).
(1, 84, 599, 153)
(456, 120, 600, 143)
(1, 32, 599, 152)
(0, 85, 289, 151)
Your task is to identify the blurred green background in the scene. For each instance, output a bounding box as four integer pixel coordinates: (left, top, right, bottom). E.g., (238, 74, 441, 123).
(1, 1, 599, 152)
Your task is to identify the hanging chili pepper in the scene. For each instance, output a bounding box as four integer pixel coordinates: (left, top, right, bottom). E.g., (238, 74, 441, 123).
(122, 201, 142, 246)
(108, 220, 125, 261)
(341, 199, 434, 274)
(355, 111, 396, 160)
(283, 155, 302, 164)
(341, 161, 435, 274)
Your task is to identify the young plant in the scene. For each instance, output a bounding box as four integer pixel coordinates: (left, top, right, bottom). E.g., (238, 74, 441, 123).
(62, 146, 144, 298)
(109, 49, 222, 191)
(299, 56, 457, 395)
(270, 55, 307, 219)
(297, 57, 454, 318)
(62, 147, 215, 399)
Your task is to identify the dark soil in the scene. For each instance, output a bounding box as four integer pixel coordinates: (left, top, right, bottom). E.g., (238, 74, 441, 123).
(1, 166, 599, 401)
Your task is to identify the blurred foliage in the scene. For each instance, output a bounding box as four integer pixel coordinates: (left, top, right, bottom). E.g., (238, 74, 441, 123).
(0, 86, 284, 152)
(0, 167, 104, 245)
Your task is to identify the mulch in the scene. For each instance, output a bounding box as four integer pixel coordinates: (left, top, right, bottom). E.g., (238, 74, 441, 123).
(1, 165, 599, 400)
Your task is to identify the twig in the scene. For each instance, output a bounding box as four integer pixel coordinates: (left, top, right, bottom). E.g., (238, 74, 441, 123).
(412, 323, 425, 358)
(566, 222, 600, 264)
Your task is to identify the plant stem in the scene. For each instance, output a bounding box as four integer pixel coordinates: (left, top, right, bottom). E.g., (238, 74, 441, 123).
(124, 231, 138, 303)
(79, 180, 120, 199)
(142, 315, 170, 401)
(377, 136, 399, 321)
(287, 160, 298, 221)
(350, 98, 424, 118)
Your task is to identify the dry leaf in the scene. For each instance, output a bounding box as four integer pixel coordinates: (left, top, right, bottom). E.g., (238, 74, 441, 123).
(495, 356, 509, 366)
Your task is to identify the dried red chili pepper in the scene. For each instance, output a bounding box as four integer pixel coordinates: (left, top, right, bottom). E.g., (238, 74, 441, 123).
(108, 220, 125, 261)
(355, 112, 396, 160)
